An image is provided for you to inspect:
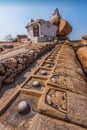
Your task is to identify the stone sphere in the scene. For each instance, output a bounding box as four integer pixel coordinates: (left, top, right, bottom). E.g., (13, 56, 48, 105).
(17, 101, 30, 114)
(46, 64, 52, 68)
(40, 70, 47, 75)
(32, 80, 40, 88)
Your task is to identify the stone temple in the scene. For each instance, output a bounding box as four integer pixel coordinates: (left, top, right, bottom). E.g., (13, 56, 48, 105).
(25, 8, 72, 43)
(25, 19, 57, 43)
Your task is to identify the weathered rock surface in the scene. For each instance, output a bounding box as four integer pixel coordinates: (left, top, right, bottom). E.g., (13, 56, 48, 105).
(0, 123, 12, 130)
(38, 87, 87, 128)
(58, 19, 72, 36)
(0, 44, 87, 130)
(29, 114, 86, 130)
(77, 46, 87, 73)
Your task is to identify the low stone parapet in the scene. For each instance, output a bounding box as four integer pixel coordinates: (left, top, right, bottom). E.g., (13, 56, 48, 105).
(0, 41, 57, 87)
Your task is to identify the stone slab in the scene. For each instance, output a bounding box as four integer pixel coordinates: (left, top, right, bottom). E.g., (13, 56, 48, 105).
(49, 75, 87, 96)
(24, 76, 46, 93)
(29, 114, 86, 130)
(38, 87, 87, 128)
(54, 67, 85, 81)
(1, 92, 40, 130)
(56, 61, 83, 74)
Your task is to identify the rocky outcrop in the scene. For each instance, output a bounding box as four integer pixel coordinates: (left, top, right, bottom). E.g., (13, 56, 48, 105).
(77, 46, 87, 73)
(0, 41, 57, 87)
(49, 8, 72, 37)
(49, 8, 61, 25)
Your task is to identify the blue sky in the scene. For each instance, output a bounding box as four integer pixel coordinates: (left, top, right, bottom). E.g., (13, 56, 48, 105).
(0, 0, 87, 40)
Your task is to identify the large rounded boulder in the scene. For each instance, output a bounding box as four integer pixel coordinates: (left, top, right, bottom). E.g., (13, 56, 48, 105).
(49, 8, 72, 37)
(57, 19, 72, 36)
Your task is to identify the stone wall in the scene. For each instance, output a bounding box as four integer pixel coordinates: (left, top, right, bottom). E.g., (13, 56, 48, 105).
(40, 22, 57, 37)
(17, 35, 27, 42)
(31, 36, 55, 43)
(26, 20, 57, 43)
(27, 26, 33, 39)
(0, 41, 57, 88)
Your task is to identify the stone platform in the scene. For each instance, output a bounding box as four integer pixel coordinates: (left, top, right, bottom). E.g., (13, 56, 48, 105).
(0, 43, 87, 130)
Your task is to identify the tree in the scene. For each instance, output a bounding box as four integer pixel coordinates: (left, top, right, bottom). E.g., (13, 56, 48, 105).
(4, 35, 14, 42)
